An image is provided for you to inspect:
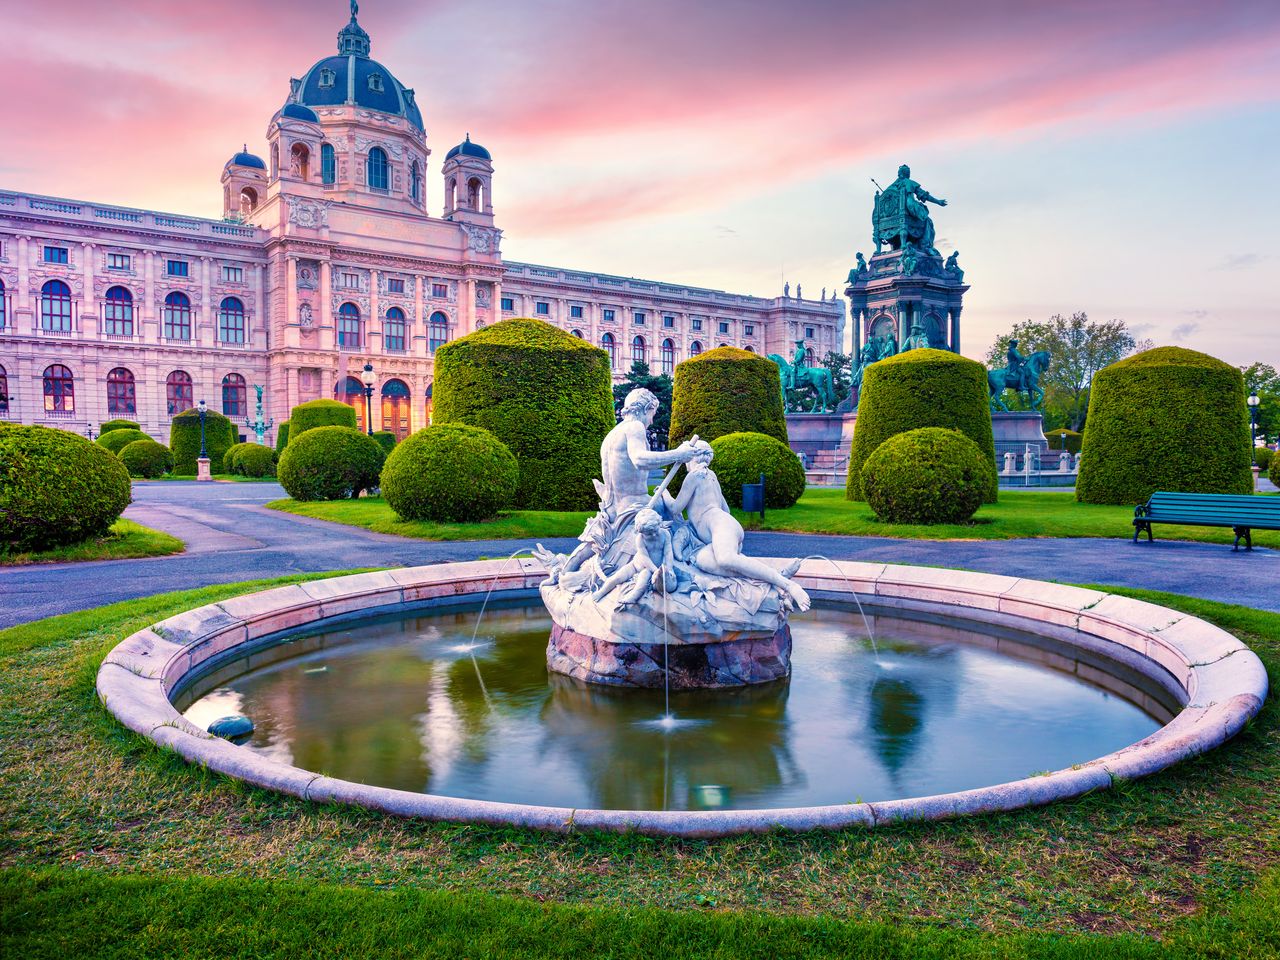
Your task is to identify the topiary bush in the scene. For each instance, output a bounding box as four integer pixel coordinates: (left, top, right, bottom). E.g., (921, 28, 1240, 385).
(706, 432, 806, 509)
(236, 444, 276, 478)
(277, 426, 384, 501)
(170, 409, 237, 475)
(97, 428, 150, 455)
(1252, 447, 1272, 472)
(1270, 452, 1280, 488)
(289, 399, 357, 438)
(381, 424, 518, 522)
(371, 431, 398, 456)
(669, 347, 788, 447)
(1044, 429, 1083, 454)
(119, 438, 173, 479)
(99, 419, 141, 435)
(847, 348, 996, 503)
(276, 421, 291, 452)
(1077, 346, 1252, 505)
(222, 442, 251, 475)
(0, 425, 132, 551)
(432, 318, 614, 510)
(861, 427, 995, 525)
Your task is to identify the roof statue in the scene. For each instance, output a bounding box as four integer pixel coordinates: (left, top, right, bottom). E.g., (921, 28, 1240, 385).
(872, 164, 948, 256)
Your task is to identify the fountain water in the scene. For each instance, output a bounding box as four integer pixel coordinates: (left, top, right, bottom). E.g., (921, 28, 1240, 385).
(798, 554, 881, 662)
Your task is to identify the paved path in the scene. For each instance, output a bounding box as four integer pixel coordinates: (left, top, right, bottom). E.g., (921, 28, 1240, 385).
(1, 481, 1276, 630)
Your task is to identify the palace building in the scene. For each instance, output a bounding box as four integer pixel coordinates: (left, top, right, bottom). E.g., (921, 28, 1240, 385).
(0, 5, 843, 442)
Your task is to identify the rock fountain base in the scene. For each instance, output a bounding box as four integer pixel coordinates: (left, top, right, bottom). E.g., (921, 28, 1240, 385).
(546, 622, 791, 689)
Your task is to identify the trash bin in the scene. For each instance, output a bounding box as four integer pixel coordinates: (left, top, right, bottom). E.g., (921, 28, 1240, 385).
(741, 473, 766, 518)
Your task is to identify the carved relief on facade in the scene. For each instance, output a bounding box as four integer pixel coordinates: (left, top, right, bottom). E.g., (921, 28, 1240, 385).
(475, 284, 490, 306)
(297, 261, 319, 290)
(289, 200, 329, 229)
(355, 136, 403, 159)
(461, 224, 498, 254)
(298, 302, 314, 328)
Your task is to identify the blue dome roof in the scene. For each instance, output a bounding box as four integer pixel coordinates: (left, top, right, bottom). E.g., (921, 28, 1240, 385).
(445, 135, 491, 162)
(228, 149, 266, 170)
(281, 102, 319, 123)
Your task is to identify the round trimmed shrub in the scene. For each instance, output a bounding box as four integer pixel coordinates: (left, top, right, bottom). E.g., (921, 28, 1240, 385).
(1077, 347, 1252, 504)
(847, 348, 996, 503)
(669, 347, 788, 447)
(706, 432, 806, 509)
(119, 438, 172, 479)
(97, 428, 150, 455)
(223, 441, 251, 475)
(170, 409, 237, 475)
(861, 428, 994, 525)
(289, 399, 357, 438)
(1252, 446, 1271, 472)
(1044, 429, 1082, 454)
(381, 424, 518, 522)
(275, 421, 291, 452)
(236, 444, 276, 478)
(277, 426, 384, 501)
(0, 425, 132, 551)
(371, 431, 398, 456)
(99, 419, 141, 435)
(432, 318, 614, 510)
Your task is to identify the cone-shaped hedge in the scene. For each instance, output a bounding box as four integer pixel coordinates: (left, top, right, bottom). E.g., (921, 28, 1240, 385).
(290, 399, 357, 438)
(431, 318, 614, 510)
(669, 347, 788, 447)
(847, 348, 996, 502)
(275, 421, 290, 452)
(170, 409, 237, 474)
(1077, 346, 1252, 504)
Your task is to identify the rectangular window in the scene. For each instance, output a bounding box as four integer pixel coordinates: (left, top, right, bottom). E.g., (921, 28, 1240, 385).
(536, 301, 550, 315)
(342, 272, 359, 289)
(432, 283, 448, 298)
(805, 326, 815, 338)
(387, 278, 405, 294)
(633, 311, 645, 325)
(692, 318, 703, 332)
(570, 305, 584, 319)
(663, 315, 675, 328)
(166, 259, 189, 277)
(44, 246, 69, 264)
(500, 297, 514, 311)
(603, 309, 615, 323)
(744, 324, 754, 336)
(718, 321, 730, 334)
(222, 265, 244, 283)
(107, 253, 130, 271)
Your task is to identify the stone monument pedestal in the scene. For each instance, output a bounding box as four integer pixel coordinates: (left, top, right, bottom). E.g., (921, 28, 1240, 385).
(787, 412, 857, 484)
(992, 411, 1049, 468)
(196, 457, 212, 481)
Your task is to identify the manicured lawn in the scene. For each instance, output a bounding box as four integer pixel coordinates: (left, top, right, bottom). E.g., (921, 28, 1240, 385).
(269, 495, 592, 541)
(146, 473, 271, 482)
(0, 519, 183, 566)
(1, 574, 1278, 956)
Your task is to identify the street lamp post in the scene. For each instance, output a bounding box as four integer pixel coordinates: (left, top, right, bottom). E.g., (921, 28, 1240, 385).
(196, 398, 212, 482)
(360, 362, 376, 436)
(1247, 391, 1260, 464)
(85, 423, 96, 442)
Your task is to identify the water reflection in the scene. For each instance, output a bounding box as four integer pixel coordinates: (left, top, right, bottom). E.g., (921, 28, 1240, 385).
(182, 602, 1168, 811)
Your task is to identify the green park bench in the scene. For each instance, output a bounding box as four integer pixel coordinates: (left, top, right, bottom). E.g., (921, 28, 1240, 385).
(1133, 491, 1280, 551)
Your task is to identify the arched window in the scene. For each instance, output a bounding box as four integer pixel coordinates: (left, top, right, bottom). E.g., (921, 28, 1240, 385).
(218, 296, 246, 344)
(321, 143, 336, 185)
(43, 364, 74, 414)
(381, 378, 411, 440)
(601, 332, 617, 369)
(41, 280, 73, 332)
(745, 345, 755, 353)
(163, 291, 192, 340)
(631, 335, 646, 367)
(570, 329, 583, 339)
(338, 302, 362, 348)
(239, 187, 258, 218)
(384, 306, 407, 352)
(289, 142, 310, 180)
(0, 364, 8, 414)
(446, 176, 457, 211)
(166, 370, 193, 416)
(367, 147, 389, 191)
(467, 177, 482, 209)
(660, 338, 675, 375)
(805, 347, 816, 367)
(689, 340, 703, 357)
(410, 160, 421, 203)
(334, 375, 367, 432)
(106, 367, 136, 415)
(428, 311, 448, 353)
(0, 277, 7, 330)
(222, 373, 247, 417)
(103, 286, 133, 337)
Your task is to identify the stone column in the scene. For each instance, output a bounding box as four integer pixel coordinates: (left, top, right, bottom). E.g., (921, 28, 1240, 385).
(851, 305, 862, 361)
(413, 273, 426, 357)
(254, 263, 266, 349)
(199, 257, 212, 346)
(463, 278, 476, 334)
(285, 257, 298, 350)
(369, 269, 380, 352)
(319, 260, 333, 351)
(142, 250, 156, 340)
(286, 366, 300, 412)
(16, 235, 31, 324)
(898, 302, 911, 345)
(949, 305, 962, 354)
(81, 242, 95, 335)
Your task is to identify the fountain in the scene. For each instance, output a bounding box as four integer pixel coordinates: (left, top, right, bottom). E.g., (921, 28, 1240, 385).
(533, 388, 811, 690)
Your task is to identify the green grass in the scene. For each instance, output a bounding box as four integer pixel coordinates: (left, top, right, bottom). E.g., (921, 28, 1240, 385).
(269, 495, 592, 541)
(145, 473, 270, 482)
(0, 574, 1278, 956)
(0, 519, 183, 566)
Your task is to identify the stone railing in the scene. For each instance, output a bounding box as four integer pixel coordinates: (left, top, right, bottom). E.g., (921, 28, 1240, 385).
(0, 191, 262, 242)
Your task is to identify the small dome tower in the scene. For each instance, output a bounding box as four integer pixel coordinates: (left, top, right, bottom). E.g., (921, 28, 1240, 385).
(221, 146, 267, 220)
(442, 135, 494, 225)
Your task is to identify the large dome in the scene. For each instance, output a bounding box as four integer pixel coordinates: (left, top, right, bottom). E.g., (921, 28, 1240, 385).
(292, 10, 424, 132)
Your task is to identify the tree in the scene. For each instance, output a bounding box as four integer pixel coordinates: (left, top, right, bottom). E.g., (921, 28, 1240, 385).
(822, 351, 852, 407)
(1241, 362, 1280, 446)
(984, 312, 1152, 430)
(612, 361, 672, 449)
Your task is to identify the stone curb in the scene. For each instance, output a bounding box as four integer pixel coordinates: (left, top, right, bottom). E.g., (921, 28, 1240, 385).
(95, 559, 1269, 837)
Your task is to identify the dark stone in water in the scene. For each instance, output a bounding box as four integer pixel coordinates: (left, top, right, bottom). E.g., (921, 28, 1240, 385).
(208, 715, 254, 742)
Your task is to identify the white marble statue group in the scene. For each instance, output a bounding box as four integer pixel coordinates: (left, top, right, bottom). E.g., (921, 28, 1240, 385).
(535, 388, 809, 646)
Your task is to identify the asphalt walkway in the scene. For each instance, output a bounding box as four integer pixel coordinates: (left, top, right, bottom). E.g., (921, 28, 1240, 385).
(1, 481, 1275, 630)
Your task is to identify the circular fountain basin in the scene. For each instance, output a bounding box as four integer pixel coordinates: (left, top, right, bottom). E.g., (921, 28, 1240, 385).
(96, 560, 1268, 836)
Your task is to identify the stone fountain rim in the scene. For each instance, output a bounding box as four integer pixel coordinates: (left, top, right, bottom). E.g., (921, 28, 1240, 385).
(95, 559, 1268, 838)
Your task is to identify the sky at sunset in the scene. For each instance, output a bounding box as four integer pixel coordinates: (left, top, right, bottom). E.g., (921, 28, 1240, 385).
(2, 0, 1277, 363)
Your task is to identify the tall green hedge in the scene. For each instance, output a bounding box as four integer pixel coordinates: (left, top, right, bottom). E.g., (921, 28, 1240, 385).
(1077, 346, 1252, 504)
(669, 347, 787, 447)
(847, 348, 996, 502)
(289, 399, 357, 438)
(432, 318, 614, 510)
(276, 422, 291, 452)
(1044, 429, 1083, 453)
(169, 409, 237, 475)
(0, 425, 132, 551)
